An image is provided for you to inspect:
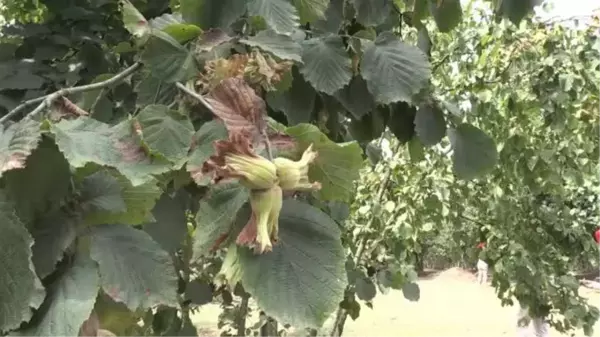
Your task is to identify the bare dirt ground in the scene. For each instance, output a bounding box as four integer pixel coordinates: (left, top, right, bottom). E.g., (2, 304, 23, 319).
(191, 268, 600, 336)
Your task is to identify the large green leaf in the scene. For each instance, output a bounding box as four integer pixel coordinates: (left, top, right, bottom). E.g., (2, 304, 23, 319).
(89, 224, 179, 311)
(240, 30, 302, 62)
(355, 274, 377, 301)
(192, 182, 249, 260)
(135, 70, 177, 107)
(448, 123, 498, 180)
(14, 256, 100, 336)
(496, 0, 542, 25)
(0, 195, 44, 332)
(292, 0, 328, 23)
(143, 192, 189, 253)
(313, 0, 344, 33)
(360, 32, 430, 104)
(238, 199, 346, 328)
(353, 0, 391, 26)
(186, 120, 229, 186)
(50, 117, 171, 186)
(247, 0, 300, 34)
(300, 36, 352, 95)
(334, 76, 376, 120)
(3, 138, 71, 223)
(140, 30, 197, 83)
(79, 171, 127, 214)
(402, 282, 420, 301)
(0, 118, 41, 178)
(285, 124, 363, 202)
(267, 67, 316, 125)
(428, 0, 462, 33)
(84, 174, 162, 226)
(149, 13, 202, 43)
(135, 104, 194, 163)
(120, 0, 150, 40)
(414, 102, 446, 146)
(348, 109, 386, 143)
(180, 0, 246, 29)
(30, 211, 78, 279)
(388, 102, 417, 144)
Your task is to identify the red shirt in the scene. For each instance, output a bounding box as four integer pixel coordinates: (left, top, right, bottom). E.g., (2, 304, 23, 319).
(594, 229, 600, 244)
(477, 242, 486, 249)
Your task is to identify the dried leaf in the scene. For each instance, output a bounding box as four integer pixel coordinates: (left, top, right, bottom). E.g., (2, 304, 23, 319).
(195, 28, 233, 52)
(204, 77, 267, 139)
(0, 118, 41, 177)
(78, 311, 100, 337)
(203, 132, 260, 183)
(201, 55, 249, 91)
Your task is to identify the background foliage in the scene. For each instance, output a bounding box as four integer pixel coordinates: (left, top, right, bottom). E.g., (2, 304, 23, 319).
(0, 0, 598, 336)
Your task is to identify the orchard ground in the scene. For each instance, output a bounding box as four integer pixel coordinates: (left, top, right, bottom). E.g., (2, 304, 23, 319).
(191, 268, 600, 336)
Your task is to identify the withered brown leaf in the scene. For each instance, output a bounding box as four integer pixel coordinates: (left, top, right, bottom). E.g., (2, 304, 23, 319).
(204, 77, 267, 140)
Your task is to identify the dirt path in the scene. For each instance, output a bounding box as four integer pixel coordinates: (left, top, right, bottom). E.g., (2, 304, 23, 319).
(191, 268, 600, 336)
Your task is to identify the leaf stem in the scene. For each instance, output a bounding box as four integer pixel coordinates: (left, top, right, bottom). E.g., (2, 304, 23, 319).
(1, 62, 142, 124)
(262, 131, 274, 161)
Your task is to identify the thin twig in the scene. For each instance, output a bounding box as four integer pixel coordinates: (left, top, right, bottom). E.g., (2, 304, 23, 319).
(1, 62, 142, 124)
(237, 293, 250, 336)
(175, 82, 214, 111)
(262, 131, 274, 161)
(89, 88, 106, 117)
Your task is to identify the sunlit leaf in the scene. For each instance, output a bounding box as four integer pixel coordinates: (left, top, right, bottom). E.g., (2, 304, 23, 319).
(238, 199, 346, 328)
(285, 124, 363, 201)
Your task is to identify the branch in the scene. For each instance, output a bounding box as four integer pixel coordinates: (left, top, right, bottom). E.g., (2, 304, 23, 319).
(1, 62, 142, 124)
(175, 82, 214, 111)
